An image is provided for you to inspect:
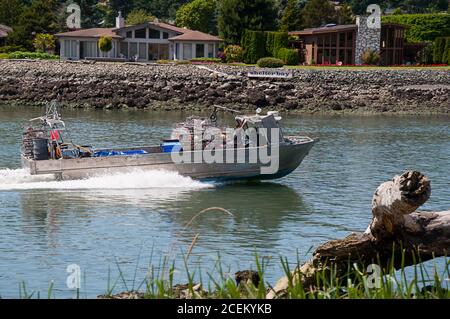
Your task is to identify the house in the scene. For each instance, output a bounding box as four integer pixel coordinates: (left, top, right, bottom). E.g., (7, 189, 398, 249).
(289, 17, 407, 66)
(55, 12, 222, 61)
(0, 24, 13, 46)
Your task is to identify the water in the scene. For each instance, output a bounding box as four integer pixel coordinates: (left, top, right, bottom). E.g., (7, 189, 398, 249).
(0, 105, 449, 298)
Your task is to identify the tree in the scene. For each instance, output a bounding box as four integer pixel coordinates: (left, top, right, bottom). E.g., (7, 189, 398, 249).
(98, 36, 112, 52)
(301, 0, 336, 28)
(33, 33, 55, 53)
(175, 0, 216, 34)
(126, 8, 155, 25)
(134, 0, 190, 21)
(279, 0, 302, 32)
(79, 0, 105, 28)
(336, 3, 355, 25)
(0, 0, 24, 27)
(217, 0, 278, 45)
(7, 0, 59, 50)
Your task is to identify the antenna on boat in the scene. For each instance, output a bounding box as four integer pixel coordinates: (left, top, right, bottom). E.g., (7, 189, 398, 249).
(45, 94, 62, 121)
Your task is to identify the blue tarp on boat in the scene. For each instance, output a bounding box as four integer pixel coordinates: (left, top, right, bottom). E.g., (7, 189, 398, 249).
(93, 149, 148, 157)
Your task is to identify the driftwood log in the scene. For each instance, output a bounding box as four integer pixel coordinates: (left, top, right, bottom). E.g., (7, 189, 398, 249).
(267, 171, 450, 298)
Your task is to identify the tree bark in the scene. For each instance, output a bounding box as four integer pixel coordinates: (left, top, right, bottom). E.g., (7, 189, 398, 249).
(267, 171, 449, 299)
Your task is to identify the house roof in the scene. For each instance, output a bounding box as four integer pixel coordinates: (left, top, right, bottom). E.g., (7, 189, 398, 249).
(289, 22, 408, 36)
(0, 24, 12, 38)
(54, 28, 122, 39)
(289, 24, 357, 36)
(168, 30, 222, 41)
(54, 21, 222, 42)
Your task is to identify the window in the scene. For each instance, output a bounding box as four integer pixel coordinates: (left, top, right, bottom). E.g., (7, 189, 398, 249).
(148, 43, 169, 60)
(126, 31, 132, 38)
(183, 43, 192, 60)
(175, 43, 180, 59)
(196, 44, 204, 58)
(135, 28, 146, 39)
(139, 43, 146, 60)
(148, 43, 158, 60)
(148, 29, 160, 39)
(130, 42, 138, 58)
(207, 43, 214, 58)
(119, 42, 128, 58)
(81, 41, 96, 58)
(339, 33, 345, 47)
(63, 40, 70, 58)
(159, 44, 169, 60)
(330, 34, 337, 46)
(162, 32, 169, 39)
(70, 40, 77, 58)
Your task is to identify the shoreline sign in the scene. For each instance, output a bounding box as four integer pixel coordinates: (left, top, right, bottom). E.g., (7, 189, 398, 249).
(247, 70, 293, 79)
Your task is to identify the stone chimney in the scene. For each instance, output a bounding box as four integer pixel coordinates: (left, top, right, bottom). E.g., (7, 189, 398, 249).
(355, 15, 381, 65)
(116, 11, 125, 29)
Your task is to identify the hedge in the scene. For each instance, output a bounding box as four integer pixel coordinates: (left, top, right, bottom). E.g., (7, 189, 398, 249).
(443, 39, 450, 65)
(6, 51, 59, 60)
(382, 14, 450, 43)
(0, 45, 26, 53)
(241, 30, 267, 64)
(257, 57, 284, 68)
(435, 37, 450, 65)
(266, 32, 288, 57)
(276, 48, 299, 65)
(190, 58, 222, 63)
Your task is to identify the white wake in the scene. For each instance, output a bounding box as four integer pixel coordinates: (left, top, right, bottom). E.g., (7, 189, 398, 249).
(0, 168, 211, 191)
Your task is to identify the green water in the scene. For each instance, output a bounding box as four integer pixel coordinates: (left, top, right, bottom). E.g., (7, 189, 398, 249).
(0, 105, 449, 298)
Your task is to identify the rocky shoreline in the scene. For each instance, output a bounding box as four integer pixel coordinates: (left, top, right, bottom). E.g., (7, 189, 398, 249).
(0, 60, 449, 114)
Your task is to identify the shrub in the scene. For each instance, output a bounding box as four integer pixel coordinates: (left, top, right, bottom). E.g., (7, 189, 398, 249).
(433, 37, 447, 63)
(0, 45, 26, 53)
(276, 48, 299, 65)
(362, 49, 380, 65)
(442, 38, 450, 65)
(224, 45, 244, 63)
(175, 60, 191, 65)
(382, 13, 450, 43)
(157, 60, 173, 64)
(257, 57, 284, 68)
(98, 36, 112, 53)
(416, 43, 434, 64)
(0, 53, 9, 59)
(33, 33, 55, 53)
(266, 32, 288, 57)
(7, 51, 59, 60)
(241, 30, 267, 64)
(190, 57, 222, 63)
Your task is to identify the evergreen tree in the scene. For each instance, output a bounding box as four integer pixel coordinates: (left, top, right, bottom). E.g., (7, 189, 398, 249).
(279, 0, 303, 32)
(217, 0, 278, 45)
(8, 0, 59, 50)
(336, 3, 354, 25)
(0, 0, 24, 27)
(301, 0, 336, 28)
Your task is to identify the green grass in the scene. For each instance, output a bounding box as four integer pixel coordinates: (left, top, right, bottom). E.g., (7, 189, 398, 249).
(5, 251, 450, 299)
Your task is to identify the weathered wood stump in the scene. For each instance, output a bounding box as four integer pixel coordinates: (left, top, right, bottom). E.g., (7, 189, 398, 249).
(267, 171, 450, 298)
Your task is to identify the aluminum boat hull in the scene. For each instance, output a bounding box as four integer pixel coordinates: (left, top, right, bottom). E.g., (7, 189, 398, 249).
(21, 139, 316, 181)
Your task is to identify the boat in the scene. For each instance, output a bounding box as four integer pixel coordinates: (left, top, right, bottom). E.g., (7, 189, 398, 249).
(21, 100, 317, 181)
